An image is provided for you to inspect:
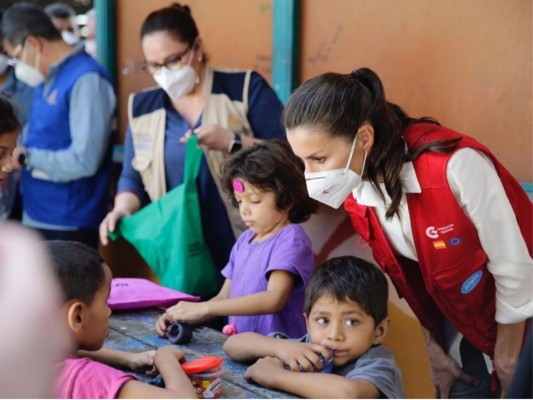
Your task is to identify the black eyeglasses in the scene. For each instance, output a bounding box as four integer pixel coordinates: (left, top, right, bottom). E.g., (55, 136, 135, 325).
(141, 45, 192, 75)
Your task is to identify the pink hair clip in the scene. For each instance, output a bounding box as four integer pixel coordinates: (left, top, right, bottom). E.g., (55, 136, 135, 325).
(232, 179, 245, 193)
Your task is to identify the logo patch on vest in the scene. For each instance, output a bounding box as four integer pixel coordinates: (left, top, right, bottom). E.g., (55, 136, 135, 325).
(461, 271, 483, 294)
(426, 226, 439, 239)
(425, 224, 455, 239)
(47, 89, 58, 105)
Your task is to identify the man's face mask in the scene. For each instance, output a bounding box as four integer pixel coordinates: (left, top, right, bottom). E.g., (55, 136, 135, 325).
(14, 41, 46, 87)
(304, 133, 367, 209)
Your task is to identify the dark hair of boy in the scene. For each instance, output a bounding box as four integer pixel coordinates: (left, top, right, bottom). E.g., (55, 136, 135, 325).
(220, 139, 318, 223)
(0, 95, 21, 135)
(304, 256, 388, 324)
(45, 240, 105, 305)
(1, 3, 61, 47)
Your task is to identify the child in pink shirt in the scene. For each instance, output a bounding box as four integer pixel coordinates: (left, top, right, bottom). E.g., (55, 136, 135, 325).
(47, 240, 197, 398)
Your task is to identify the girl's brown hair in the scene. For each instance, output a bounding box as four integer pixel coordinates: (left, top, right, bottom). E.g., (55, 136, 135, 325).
(221, 140, 318, 224)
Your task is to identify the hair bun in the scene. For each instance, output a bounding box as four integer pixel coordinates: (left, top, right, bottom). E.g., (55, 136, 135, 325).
(169, 2, 191, 14)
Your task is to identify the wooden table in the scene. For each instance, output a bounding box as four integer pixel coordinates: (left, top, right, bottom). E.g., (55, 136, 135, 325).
(105, 309, 297, 399)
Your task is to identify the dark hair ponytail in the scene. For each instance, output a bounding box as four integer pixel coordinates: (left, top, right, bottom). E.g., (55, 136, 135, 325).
(350, 68, 408, 218)
(284, 67, 458, 218)
(140, 2, 198, 45)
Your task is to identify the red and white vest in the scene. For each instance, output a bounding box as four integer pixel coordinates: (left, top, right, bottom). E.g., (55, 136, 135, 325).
(344, 123, 532, 356)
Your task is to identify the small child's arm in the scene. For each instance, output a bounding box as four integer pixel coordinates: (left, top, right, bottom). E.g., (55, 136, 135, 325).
(224, 332, 331, 372)
(78, 348, 155, 374)
(117, 346, 197, 399)
(155, 279, 232, 337)
(245, 356, 380, 398)
(204, 270, 295, 317)
(160, 271, 295, 329)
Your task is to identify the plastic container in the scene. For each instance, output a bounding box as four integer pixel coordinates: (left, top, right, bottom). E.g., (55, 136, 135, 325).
(182, 355, 224, 399)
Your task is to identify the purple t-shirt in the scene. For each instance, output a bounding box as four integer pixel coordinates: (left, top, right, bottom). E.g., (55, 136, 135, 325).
(55, 357, 135, 398)
(221, 224, 315, 337)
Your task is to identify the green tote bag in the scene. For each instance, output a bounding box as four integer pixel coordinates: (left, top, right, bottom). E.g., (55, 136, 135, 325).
(109, 135, 218, 297)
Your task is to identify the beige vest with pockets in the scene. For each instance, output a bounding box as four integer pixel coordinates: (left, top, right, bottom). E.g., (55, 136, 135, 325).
(128, 66, 252, 238)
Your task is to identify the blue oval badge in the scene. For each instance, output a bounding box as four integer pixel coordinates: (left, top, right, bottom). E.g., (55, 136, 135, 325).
(461, 271, 483, 294)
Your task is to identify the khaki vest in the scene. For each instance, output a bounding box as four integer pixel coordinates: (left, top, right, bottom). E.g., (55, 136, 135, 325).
(128, 66, 252, 238)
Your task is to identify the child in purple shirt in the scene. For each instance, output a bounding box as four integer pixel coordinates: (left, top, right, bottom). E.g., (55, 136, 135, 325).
(156, 140, 317, 337)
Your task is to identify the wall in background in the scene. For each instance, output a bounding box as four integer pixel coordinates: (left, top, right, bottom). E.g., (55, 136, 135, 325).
(300, 0, 532, 181)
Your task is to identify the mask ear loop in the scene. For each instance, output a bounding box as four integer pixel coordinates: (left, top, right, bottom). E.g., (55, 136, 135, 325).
(186, 42, 199, 85)
(360, 149, 368, 178)
(34, 50, 41, 71)
(343, 133, 358, 174)
(21, 42, 28, 64)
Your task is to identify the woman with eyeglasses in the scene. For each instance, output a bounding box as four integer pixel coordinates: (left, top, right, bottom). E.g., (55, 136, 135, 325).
(99, 4, 285, 278)
(284, 67, 532, 398)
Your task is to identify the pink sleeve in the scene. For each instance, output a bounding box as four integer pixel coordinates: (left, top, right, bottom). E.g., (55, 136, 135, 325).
(56, 357, 136, 399)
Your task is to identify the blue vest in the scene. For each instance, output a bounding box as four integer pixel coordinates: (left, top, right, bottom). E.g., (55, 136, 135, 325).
(22, 52, 113, 228)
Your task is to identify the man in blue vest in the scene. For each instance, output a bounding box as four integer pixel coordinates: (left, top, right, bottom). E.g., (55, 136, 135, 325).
(1, 4, 116, 248)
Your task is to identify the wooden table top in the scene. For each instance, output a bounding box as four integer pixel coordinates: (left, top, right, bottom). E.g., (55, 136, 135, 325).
(105, 308, 297, 399)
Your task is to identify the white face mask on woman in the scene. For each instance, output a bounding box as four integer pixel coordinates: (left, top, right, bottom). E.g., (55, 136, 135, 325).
(153, 48, 197, 102)
(304, 133, 367, 209)
(14, 42, 46, 87)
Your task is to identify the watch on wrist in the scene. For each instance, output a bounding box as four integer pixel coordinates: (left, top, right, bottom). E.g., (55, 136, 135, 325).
(18, 152, 28, 167)
(228, 132, 242, 154)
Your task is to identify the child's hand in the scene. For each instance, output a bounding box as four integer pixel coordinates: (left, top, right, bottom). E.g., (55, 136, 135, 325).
(127, 350, 156, 374)
(153, 346, 186, 368)
(277, 341, 331, 372)
(165, 301, 210, 324)
(155, 312, 173, 337)
(244, 356, 285, 388)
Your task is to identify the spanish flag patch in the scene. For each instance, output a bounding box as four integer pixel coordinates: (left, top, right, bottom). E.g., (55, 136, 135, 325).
(433, 241, 447, 249)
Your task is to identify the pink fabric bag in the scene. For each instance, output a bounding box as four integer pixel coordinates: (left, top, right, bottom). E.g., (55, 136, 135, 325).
(108, 278, 199, 311)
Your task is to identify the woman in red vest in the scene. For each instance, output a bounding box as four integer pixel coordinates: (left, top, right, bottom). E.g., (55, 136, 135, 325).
(284, 67, 532, 398)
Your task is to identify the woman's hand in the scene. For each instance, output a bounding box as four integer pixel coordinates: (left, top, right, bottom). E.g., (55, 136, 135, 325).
(494, 321, 525, 396)
(99, 192, 141, 245)
(426, 336, 480, 398)
(99, 209, 129, 245)
(180, 124, 233, 152)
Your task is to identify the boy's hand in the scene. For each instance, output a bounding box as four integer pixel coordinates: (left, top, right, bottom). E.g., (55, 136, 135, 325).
(165, 301, 210, 324)
(276, 340, 331, 372)
(127, 350, 156, 374)
(245, 356, 285, 388)
(153, 346, 186, 366)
